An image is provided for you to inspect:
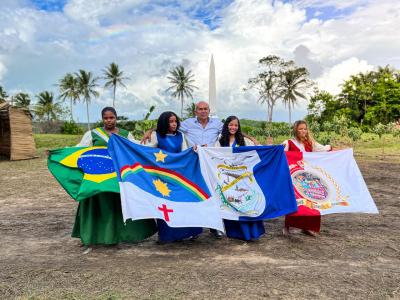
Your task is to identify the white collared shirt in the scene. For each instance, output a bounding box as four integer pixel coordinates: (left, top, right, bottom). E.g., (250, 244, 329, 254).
(179, 117, 223, 147)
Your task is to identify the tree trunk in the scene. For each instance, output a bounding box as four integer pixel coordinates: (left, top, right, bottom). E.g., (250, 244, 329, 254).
(289, 103, 292, 124)
(113, 85, 116, 108)
(70, 99, 74, 121)
(86, 98, 90, 131)
(181, 98, 184, 118)
(267, 104, 273, 137)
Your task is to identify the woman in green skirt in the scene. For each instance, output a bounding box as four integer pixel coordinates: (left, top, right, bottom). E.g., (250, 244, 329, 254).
(72, 107, 157, 246)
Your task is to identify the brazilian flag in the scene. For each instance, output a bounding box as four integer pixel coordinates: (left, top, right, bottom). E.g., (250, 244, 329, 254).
(48, 146, 119, 201)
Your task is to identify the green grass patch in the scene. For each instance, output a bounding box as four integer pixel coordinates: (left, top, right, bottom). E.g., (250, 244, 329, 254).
(34, 134, 82, 150)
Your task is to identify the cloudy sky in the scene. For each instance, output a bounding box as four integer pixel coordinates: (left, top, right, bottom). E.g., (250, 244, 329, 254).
(0, 0, 399, 122)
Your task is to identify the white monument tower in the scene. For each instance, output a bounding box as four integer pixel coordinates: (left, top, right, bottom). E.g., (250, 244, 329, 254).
(209, 54, 217, 117)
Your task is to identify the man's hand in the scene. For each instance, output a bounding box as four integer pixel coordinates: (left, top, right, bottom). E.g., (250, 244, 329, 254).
(140, 129, 154, 144)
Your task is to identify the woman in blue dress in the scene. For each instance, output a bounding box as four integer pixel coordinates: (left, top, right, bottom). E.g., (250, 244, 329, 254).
(146, 111, 203, 243)
(215, 116, 265, 241)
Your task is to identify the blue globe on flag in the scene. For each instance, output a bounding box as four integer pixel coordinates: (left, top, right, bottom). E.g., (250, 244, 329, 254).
(77, 148, 115, 175)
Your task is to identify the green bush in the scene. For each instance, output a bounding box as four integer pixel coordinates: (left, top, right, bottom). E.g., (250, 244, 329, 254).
(348, 127, 363, 142)
(372, 123, 387, 138)
(61, 121, 83, 135)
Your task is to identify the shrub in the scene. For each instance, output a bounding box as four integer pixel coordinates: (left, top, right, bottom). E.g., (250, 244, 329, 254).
(61, 121, 83, 135)
(372, 123, 387, 138)
(348, 127, 363, 142)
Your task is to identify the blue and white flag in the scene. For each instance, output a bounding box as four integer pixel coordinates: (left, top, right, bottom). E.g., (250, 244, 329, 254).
(198, 146, 297, 221)
(108, 135, 224, 231)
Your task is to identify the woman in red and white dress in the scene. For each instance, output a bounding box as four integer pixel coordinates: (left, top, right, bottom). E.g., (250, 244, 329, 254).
(282, 120, 332, 236)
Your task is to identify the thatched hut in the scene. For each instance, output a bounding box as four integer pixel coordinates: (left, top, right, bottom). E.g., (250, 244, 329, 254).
(0, 102, 37, 160)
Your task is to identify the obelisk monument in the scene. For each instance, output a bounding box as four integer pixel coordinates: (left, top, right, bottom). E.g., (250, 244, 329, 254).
(209, 54, 217, 117)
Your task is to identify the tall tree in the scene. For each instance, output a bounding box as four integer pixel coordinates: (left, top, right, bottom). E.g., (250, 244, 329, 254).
(14, 93, 31, 110)
(103, 62, 129, 108)
(35, 91, 62, 122)
(58, 73, 79, 121)
(166, 65, 197, 118)
(246, 55, 286, 131)
(339, 66, 400, 125)
(75, 70, 99, 131)
(0, 86, 8, 103)
(280, 65, 311, 124)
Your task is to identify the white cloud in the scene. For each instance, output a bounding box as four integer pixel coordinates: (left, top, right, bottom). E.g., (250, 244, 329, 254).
(292, 0, 371, 10)
(0, 60, 7, 82)
(0, 0, 399, 123)
(317, 57, 374, 94)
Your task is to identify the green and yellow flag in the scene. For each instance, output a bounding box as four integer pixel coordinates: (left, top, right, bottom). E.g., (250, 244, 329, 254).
(48, 147, 119, 201)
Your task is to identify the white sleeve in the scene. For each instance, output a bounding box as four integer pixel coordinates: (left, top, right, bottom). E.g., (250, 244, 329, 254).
(313, 141, 331, 152)
(244, 137, 255, 146)
(218, 120, 223, 134)
(76, 131, 92, 147)
(127, 132, 140, 144)
(282, 140, 289, 151)
(214, 134, 222, 147)
(181, 133, 188, 150)
(145, 131, 158, 148)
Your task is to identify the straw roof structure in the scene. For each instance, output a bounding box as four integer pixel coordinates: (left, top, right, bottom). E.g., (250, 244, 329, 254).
(0, 102, 37, 160)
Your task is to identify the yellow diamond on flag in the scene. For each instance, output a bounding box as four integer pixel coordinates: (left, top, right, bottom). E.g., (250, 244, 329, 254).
(154, 150, 167, 162)
(153, 179, 171, 197)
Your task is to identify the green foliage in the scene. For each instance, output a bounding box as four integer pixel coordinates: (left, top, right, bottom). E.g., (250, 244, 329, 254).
(103, 62, 129, 108)
(144, 105, 156, 120)
(13, 92, 31, 110)
(307, 66, 400, 128)
(117, 115, 128, 121)
(241, 121, 291, 139)
(348, 127, 363, 142)
(184, 102, 196, 118)
(75, 69, 100, 131)
(166, 65, 197, 117)
(246, 55, 312, 123)
(34, 91, 64, 122)
(61, 121, 84, 135)
(58, 73, 80, 121)
(372, 123, 388, 138)
(308, 120, 320, 137)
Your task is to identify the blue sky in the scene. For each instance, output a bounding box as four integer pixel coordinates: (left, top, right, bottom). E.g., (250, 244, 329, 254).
(31, 0, 67, 11)
(0, 0, 398, 123)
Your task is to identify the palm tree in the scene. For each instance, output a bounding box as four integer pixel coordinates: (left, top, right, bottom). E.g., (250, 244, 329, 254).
(166, 65, 197, 118)
(184, 102, 196, 118)
(58, 73, 79, 121)
(144, 105, 156, 120)
(0, 86, 8, 103)
(14, 93, 31, 109)
(103, 62, 129, 108)
(35, 91, 62, 122)
(280, 67, 310, 124)
(75, 69, 99, 131)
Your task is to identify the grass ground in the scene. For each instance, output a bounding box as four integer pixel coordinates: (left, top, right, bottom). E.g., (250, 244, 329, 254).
(1, 152, 399, 299)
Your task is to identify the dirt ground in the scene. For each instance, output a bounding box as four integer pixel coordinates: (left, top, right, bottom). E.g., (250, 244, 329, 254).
(0, 157, 399, 299)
